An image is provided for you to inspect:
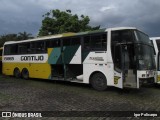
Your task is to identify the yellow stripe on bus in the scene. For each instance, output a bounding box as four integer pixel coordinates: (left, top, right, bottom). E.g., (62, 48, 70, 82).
(3, 63, 51, 79)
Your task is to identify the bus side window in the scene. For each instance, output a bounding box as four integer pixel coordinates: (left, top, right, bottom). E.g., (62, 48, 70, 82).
(38, 41, 45, 52)
(62, 37, 81, 47)
(46, 39, 61, 48)
(63, 38, 70, 46)
(83, 33, 107, 51)
(18, 43, 30, 54)
(111, 30, 133, 43)
(70, 37, 81, 45)
(30, 41, 46, 54)
(4, 44, 18, 55)
(52, 39, 60, 47)
(91, 35, 101, 49)
(4, 45, 10, 55)
(84, 36, 90, 49)
(102, 34, 107, 49)
(10, 44, 18, 55)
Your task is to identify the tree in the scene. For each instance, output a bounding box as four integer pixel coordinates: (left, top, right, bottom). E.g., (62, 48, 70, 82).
(0, 32, 33, 47)
(38, 9, 100, 36)
(0, 34, 18, 47)
(18, 31, 33, 40)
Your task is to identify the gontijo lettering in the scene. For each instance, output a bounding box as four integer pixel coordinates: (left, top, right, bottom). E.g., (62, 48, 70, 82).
(21, 55, 44, 61)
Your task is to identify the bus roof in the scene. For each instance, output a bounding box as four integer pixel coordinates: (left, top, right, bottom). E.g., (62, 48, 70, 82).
(150, 37, 160, 40)
(4, 27, 137, 45)
(106, 27, 136, 31)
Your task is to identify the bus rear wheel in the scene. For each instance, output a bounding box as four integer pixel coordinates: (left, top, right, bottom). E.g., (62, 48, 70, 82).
(21, 68, 29, 79)
(90, 73, 107, 91)
(14, 68, 21, 78)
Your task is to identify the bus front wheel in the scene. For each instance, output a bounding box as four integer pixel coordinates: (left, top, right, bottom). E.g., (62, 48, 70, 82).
(90, 73, 107, 91)
(14, 68, 21, 78)
(21, 68, 29, 79)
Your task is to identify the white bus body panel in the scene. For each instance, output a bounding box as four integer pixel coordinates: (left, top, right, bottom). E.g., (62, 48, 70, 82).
(83, 63, 114, 86)
(82, 50, 114, 86)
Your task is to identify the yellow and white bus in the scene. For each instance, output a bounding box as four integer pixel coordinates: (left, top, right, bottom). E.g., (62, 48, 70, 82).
(150, 37, 160, 83)
(0, 47, 2, 73)
(2, 27, 156, 90)
(0, 47, 2, 61)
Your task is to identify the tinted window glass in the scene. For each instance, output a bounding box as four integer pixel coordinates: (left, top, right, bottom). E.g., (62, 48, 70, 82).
(84, 36, 90, 49)
(70, 37, 81, 45)
(63, 37, 81, 46)
(111, 30, 133, 44)
(47, 39, 61, 48)
(63, 38, 70, 46)
(156, 40, 160, 51)
(0, 49, 2, 56)
(150, 40, 156, 55)
(18, 43, 30, 54)
(30, 41, 45, 54)
(84, 33, 107, 50)
(4, 44, 18, 55)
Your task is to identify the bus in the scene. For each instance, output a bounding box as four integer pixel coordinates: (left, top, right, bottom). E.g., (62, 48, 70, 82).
(0, 47, 2, 73)
(2, 27, 156, 90)
(150, 37, 160, 84)
(0, 47, 2, 61)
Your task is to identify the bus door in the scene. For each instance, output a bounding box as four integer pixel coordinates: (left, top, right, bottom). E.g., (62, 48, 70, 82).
(113, 43, 137, 88)
(47, 39, 64, 79)
(121, 43, 137, 88)
(62, 37, 81, 80)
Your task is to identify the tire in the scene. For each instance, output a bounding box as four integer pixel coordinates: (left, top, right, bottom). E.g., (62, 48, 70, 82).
(21, 68, 29, 79)
(13, 68, 21, 78)
(90, 73, 107, 91)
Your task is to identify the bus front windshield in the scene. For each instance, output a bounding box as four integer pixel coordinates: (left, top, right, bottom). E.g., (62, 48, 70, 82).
(135, 31, 156, 70)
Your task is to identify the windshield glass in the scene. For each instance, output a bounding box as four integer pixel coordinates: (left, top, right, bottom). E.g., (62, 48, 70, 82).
(134, 30, 155, 70)
(135, 30, 152, 45)
(135, 44, 156, 70)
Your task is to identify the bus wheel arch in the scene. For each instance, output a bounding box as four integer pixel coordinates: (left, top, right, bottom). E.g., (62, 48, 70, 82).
(21, 68, 29, 79)
(89, 71, 107, 91)
(13, 67, 21, 78)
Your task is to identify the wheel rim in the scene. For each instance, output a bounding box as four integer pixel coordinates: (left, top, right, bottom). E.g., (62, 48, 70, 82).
(22, 69, 29, 79)
(91, 73, 107, 90)
(94, 77, 105, 88)
(14, 69, 20, 78)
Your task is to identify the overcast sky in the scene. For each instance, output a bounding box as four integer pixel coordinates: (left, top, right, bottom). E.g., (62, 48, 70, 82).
(0, 0, 160, 37)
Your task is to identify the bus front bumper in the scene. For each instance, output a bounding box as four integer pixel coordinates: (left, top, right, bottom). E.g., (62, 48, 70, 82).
(139, 77, 155, 85)
(137, 70, 156, 86)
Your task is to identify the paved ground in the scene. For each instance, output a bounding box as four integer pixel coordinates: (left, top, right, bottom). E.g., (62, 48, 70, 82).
(0, 75, 160, 119)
